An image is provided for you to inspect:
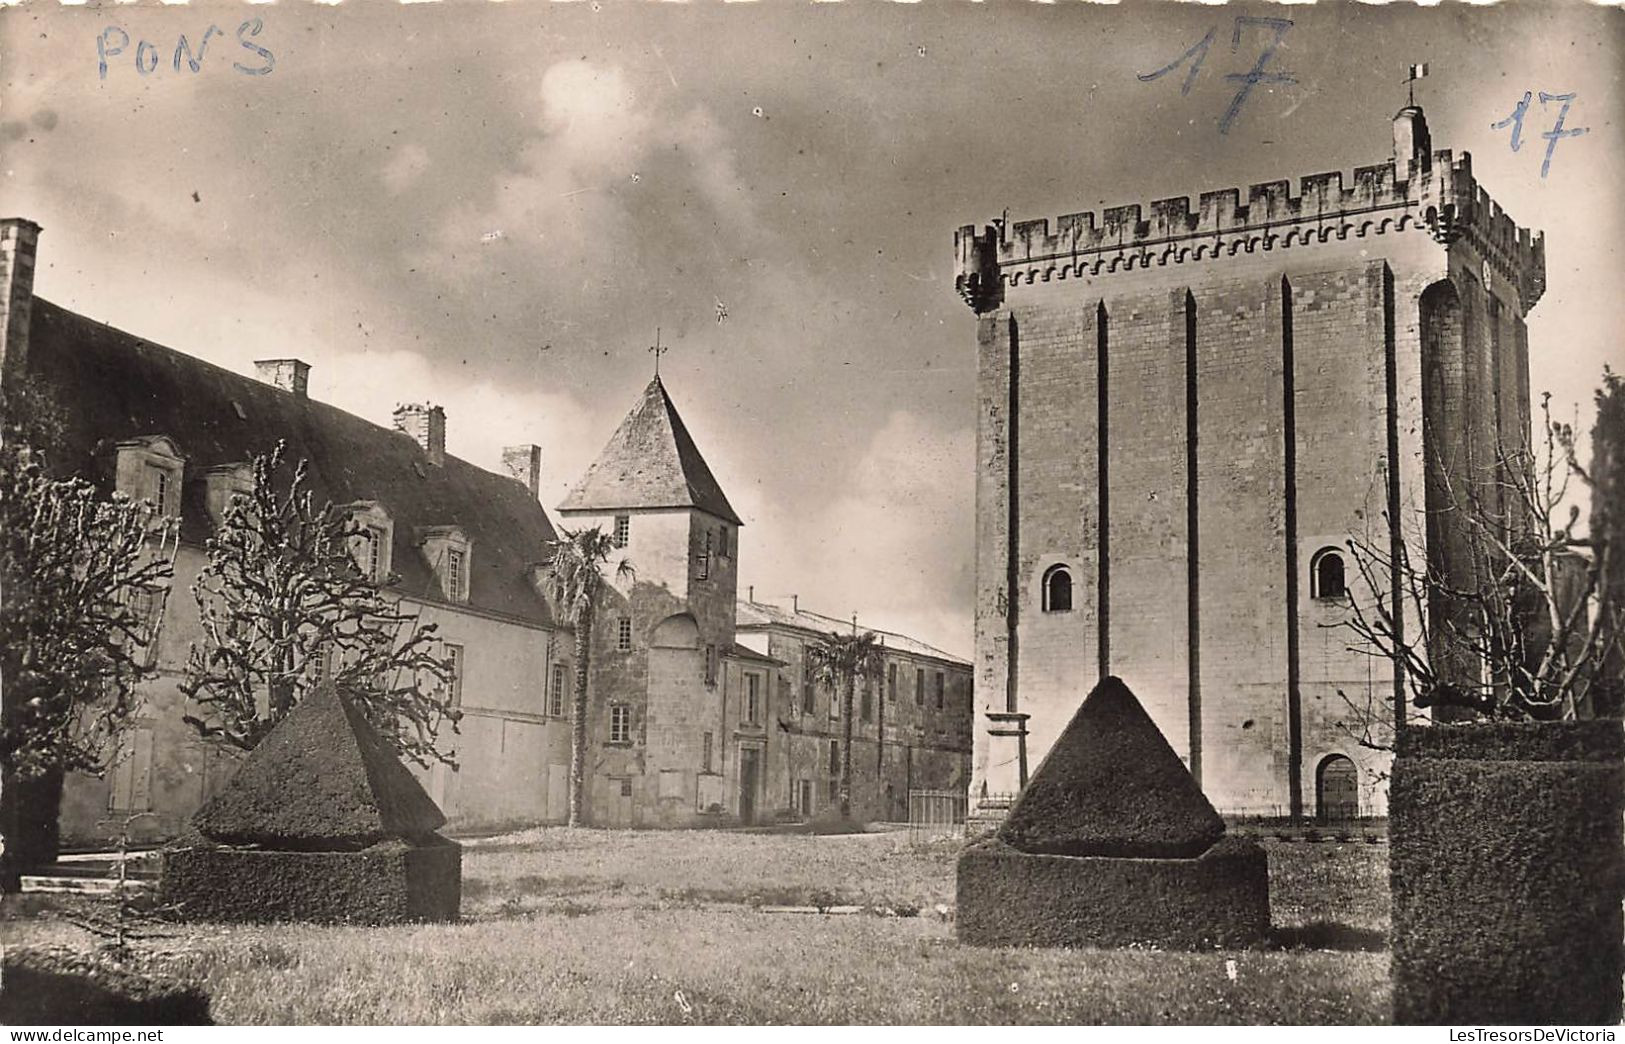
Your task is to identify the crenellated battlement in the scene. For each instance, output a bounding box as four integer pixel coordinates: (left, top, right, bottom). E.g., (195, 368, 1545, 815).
(955, 145, 1545, 315)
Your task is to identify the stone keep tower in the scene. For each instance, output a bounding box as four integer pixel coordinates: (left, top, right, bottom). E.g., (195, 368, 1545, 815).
(955, 106, 1545, 819)
(558, 375, 743, 826)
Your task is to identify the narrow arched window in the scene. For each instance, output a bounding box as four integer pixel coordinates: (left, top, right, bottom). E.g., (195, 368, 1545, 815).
(1312, 547, 1347, 600)
(1042, 565, 1073, 613)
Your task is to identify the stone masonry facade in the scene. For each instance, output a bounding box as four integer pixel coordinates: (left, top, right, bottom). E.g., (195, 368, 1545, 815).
(559, 379, 973, 827)
(957, 106, 1544, 818)
(736, 601, 973, 824)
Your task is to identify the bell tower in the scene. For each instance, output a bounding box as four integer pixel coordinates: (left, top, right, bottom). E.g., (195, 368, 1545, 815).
(558, 375, 743, 825)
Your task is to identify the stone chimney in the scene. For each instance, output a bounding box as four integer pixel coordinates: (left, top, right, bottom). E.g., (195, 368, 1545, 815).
(393, 403, 446, 466)
(255, 358, 311, 398)
(502, 444, 543, 498)
(1392, 105, 1433, 186)
(1, 218, 42, 382)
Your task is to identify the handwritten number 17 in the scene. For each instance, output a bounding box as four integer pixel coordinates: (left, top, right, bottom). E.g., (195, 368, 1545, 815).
(1138, 17, 1296, 135)
(1492, 91, 1588, 178)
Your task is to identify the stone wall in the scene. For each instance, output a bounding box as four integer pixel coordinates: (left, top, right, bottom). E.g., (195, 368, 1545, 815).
(59, 544, 567, 844)
(754, 627, 972, 823)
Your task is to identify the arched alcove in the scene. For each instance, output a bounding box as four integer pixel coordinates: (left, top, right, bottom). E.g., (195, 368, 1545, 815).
(650, 612, 699, 650)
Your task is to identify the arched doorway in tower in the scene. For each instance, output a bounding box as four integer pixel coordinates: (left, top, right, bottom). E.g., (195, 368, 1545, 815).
(1316, 755, 1360, 823)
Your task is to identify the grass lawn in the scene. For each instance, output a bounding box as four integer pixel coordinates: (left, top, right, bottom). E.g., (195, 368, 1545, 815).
(0, 830, 1390, 1025)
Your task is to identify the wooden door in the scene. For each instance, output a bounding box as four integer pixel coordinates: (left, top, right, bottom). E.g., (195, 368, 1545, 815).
(1317, 755, 1359, 822)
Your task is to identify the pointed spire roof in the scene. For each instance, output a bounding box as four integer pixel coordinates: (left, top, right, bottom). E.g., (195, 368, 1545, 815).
(192, 682, 446, 848)
(559, 376, 742, 525)
(999, 677, 1225, 859)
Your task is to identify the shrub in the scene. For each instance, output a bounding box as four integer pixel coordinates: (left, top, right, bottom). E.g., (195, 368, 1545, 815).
(957, 835, 1269, 950)
(0, 946, 211, 1025)
(999, 678, 1224, 858)
(1390, 720, 1624, 1024)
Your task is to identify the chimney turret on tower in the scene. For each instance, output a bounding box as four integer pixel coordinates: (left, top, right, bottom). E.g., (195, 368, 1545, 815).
(394, 403, 447, 466)
(1393, 105, 1433, 186)
(0, 218, 42, 381)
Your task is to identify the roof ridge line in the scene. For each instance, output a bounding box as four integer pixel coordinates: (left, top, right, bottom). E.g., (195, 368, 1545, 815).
(36, 298, 504, 480)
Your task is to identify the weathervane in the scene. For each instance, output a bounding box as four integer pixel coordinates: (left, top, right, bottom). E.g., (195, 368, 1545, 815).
(649, 327, 668, 377)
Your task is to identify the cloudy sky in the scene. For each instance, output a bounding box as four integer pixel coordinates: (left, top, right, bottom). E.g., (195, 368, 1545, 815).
(3, 2, 1619, 657)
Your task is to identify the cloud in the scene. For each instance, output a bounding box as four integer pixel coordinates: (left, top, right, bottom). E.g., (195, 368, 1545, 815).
(418, 58, 774, 319)
(538, 59, 644, 172)
(381, 143, 430, 194)
(310, 347, 597, 506)
(739, 410, 975, 658)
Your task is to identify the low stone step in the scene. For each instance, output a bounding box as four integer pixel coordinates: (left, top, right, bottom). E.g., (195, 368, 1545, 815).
(20, 875, 156, 895)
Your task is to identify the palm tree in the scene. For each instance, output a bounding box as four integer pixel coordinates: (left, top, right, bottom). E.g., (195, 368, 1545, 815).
(541, 526, 633, 827)
(807, 629, 885, 820)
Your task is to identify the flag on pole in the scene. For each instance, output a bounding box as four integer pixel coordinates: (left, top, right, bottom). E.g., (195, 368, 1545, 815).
(1406, 63, 1429, 106)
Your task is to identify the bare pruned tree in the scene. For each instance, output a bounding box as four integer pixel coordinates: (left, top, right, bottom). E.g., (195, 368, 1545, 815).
(1338, 384, 1622, 744)
(1, 437, 179, 882)
(180, 442, 459, 768)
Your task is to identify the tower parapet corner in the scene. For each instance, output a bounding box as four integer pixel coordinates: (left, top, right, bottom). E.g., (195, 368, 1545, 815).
(955, 222, 1004, 313)
(957, 123, 1544, 311)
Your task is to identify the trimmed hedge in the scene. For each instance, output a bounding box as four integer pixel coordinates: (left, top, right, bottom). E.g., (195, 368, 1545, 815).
(159, 834, 461, 924)
(1000, 677, 1224, 858)
(193, 681, 445, 848)
(1390, 720, 1625, 1025)
(0, 946, 211, 1025)
(1397, 718, 1623, 763)
(957, 834, 1269, 950)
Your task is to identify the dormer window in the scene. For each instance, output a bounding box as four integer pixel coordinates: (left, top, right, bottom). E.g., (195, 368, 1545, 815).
(151, 468, 172, 515)
(202, 462, 255, 529)
(359, 527, 383, 581)
(113, 436, 186, 522)
(345, 502, 394, 583)
(447, 548, 465, 599)
(417, 525, 472, 603)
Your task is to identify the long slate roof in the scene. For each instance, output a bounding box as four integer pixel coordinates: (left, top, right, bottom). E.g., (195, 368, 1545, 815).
(24, 298, 558, 626)
(735, 599, 970, 666)
(558, 375, 742, 525)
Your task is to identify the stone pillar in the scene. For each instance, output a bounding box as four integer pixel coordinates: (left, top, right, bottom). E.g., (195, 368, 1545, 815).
(969, 710, 1028, 827)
